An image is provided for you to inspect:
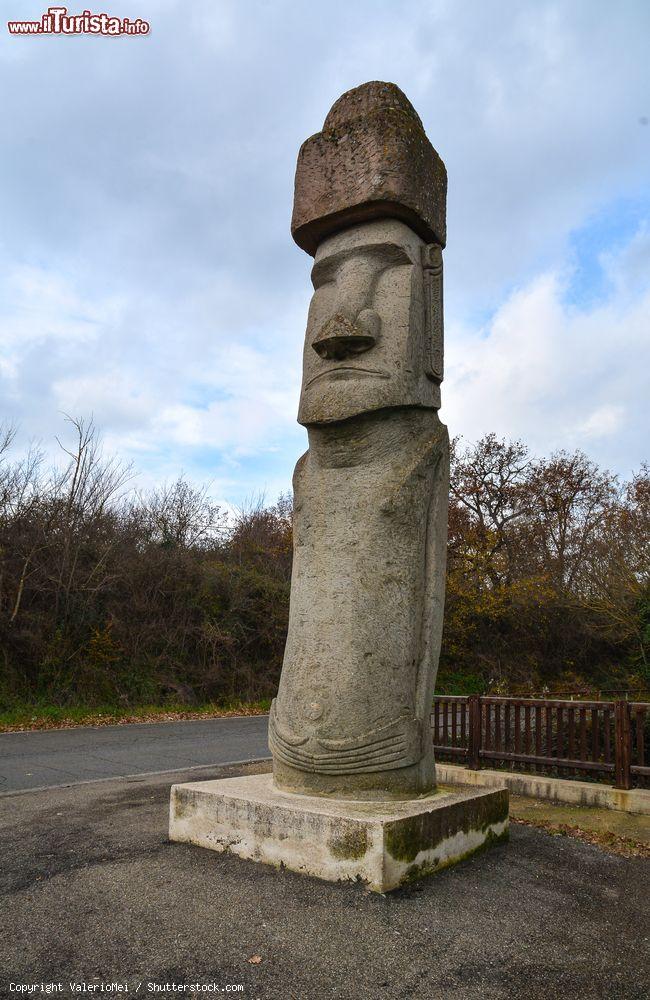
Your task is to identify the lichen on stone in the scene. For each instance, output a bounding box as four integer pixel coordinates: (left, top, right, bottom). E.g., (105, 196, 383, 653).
(386, 791, 509, 863)
(328, 824, 369, 860)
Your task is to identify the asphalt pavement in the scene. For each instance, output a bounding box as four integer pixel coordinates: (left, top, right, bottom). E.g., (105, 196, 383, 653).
(0, 715, 270, 792)
(2, 759, 649, 1000)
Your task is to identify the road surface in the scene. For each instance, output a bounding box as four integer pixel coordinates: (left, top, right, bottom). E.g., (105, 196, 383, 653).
(0, 715, 270, 793)
(3, 760, 648, 999)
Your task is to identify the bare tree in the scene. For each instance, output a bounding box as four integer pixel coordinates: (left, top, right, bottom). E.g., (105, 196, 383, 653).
(136, 476, 227, 550)
(526, 450, 619, 593)
(450, 434, 533, 587)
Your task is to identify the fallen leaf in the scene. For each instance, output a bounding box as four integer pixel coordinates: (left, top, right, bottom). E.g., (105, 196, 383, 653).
(512, 817, 649, 858)
(248, 955, 262, 965)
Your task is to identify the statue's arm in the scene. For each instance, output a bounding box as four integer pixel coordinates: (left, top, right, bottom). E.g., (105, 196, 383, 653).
(415, 423, 449, 721)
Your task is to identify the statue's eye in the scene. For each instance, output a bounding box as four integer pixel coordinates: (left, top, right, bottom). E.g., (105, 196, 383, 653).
(311, 260, 338, 290)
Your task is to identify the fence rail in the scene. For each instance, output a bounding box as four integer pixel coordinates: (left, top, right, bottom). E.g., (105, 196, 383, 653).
(431, 695, 650, 789)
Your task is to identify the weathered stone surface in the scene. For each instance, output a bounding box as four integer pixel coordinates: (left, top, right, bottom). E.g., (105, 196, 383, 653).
(437, 763, 650, 815)
(169, 773, 509, 892)
(271, 85, 451, 801)
(291, 81, 447, 256)
(297, 219, 442, 425)
(271, 213, 449, 800)
(270, 403, 448, 799)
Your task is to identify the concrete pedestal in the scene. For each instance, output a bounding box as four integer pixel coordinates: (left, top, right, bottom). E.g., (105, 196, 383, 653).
(169, 774, 508, 892)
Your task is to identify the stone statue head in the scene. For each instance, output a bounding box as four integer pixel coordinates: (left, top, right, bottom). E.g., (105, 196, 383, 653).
(291, 81, 446, 427)
(298, 218, 442, 425)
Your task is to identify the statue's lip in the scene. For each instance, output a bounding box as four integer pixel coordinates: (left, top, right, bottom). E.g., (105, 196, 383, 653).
(305, 366, 389, 388)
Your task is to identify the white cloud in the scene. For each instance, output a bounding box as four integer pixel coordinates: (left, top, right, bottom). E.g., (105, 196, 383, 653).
(0, 265, 113, 377)
(444, 232, 649, 472)
(0, 0, 648, 500)
(601, 222, 650, 300)
(52, 371, 154, 429)
(579, 405, 625, 440)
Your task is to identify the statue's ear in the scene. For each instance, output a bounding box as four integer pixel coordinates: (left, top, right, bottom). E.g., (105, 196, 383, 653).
(421, 244, 444, 384)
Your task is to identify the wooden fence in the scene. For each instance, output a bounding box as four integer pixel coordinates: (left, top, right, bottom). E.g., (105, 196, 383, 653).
(431, 695, 650, 789)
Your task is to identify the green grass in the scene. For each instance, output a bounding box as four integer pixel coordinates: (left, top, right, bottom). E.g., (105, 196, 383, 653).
(0, 698, 272, 731)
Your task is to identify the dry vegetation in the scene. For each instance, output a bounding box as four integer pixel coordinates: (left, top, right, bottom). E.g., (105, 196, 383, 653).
(511, 817, 650, 858)
(0, 417, 648, 719)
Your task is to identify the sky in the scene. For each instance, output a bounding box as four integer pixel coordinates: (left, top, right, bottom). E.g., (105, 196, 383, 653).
(1, 0, 649, 507)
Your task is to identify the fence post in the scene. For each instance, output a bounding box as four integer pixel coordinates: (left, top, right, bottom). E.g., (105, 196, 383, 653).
(468, 694, 481, 770)
(614, 700, 632, 790)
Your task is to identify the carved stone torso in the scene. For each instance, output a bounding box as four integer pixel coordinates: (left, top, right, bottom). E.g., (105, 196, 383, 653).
(271, 408, 448, 799)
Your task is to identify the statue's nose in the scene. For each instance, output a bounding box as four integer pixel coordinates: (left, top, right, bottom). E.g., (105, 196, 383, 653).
(312, 310, 379, 361)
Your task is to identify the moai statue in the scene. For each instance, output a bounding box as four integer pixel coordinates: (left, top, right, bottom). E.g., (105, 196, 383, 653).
(171, 83, 507, 889)
(269, 81, 449, 800)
